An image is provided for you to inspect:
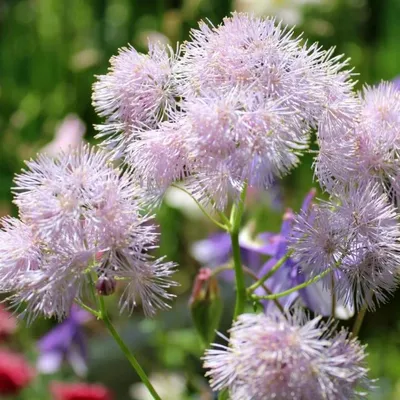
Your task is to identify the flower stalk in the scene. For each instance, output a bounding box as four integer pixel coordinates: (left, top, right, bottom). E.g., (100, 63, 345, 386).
(98, 296, 162, 400)
(352, 304, 368, 337)
(229, 183, 248, 319)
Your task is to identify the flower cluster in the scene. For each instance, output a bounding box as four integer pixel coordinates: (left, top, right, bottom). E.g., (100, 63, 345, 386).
(92, 43, 177, 159)
(0, 145, 177, 321)
(316, 82, 400, 195)
(93, 13, 355, 209)
(291, 82, 400, 311)
(204, 311, 369, 400)
(3, 10, 391, 400)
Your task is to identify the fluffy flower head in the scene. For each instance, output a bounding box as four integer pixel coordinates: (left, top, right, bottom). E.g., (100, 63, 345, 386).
(92, 43, 177, 158)
(315, 82, 400, 196)
(94, 13, 356, 210)
(1, 145, 177, 321)
(203, 311, 369, 400)
(291, 184, 400, 310)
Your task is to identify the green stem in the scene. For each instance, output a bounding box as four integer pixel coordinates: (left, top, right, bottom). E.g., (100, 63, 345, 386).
(251, 268, 332, 301)
(218, 389, 229, 400)
(217, 209, 232, 229)
(352, 304, 368, 337)
(230, 183, 247, 232)
(231, 230, 246, 319)
(98, 297, 162, 400)
(331, 272, 336, 318)
(247, 250, 293, 294)
(74, 299, 101, 318)
(207, 197, 232, 228)
(230, 183, 248, 319)
(212, 263, 285, 315)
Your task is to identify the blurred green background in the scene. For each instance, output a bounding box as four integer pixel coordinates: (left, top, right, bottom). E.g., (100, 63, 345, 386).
(1, 0, 400, 399)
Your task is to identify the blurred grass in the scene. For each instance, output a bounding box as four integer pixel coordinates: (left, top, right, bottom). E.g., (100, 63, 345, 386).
(1, 0, 400, 399)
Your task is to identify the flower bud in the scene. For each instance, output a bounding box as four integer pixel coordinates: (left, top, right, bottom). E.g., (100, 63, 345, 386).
(95, 275, 117, 296)
(189, 268, 223, 346)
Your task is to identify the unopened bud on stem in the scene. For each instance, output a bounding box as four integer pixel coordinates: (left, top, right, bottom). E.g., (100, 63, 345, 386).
(96, 275, 117, 296)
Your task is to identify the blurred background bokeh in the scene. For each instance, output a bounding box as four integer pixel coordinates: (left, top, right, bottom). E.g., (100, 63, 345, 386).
(0, 0, 399, 399)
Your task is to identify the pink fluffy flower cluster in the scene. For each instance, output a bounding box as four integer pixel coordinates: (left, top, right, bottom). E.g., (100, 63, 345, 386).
(204, 311, 370, 400)
(92, 13, 355, 209)
(90, 14, 400, 398)
(93, 11, 400, 314)
(2, 10, 398, 399)
(0, 146, 176, 321)
(291, 82, 400, 312)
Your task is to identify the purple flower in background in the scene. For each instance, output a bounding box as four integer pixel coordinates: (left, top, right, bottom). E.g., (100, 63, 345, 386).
(191, 232, 232, 268)
(37, 305, 91, 377)
(192, 189, 354, 319)
(191, 225, 269, 281)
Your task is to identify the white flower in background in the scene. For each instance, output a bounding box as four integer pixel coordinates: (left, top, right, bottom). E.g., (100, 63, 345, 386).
(130, 372, 186, 400)
(234, 0, 329, 25)
(164, 185, 209, 220)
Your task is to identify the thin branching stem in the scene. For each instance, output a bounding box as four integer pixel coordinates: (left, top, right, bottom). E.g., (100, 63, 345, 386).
(171, 184, 230, 230)
(247, 250, 293, 294)
(98, 296, 162, 400)
(230, 183, 248, 319)
(251, 268, 332, 301)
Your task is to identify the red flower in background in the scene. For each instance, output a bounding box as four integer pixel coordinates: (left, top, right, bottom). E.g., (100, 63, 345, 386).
(0, 349, 34, 395)
(50, 382, 114, 400)
(0, 305, 17, 340)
